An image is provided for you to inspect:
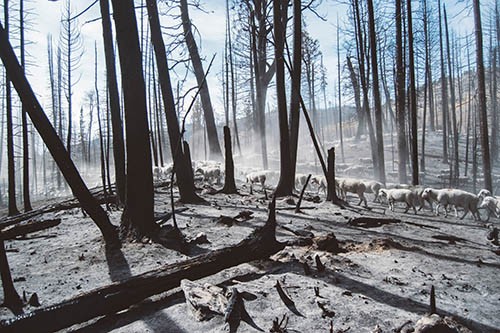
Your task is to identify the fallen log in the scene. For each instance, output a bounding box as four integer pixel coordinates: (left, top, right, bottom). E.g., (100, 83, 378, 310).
(347, 217, 400, 228)
(0, 198, 285, 333)
(0, 219, 61, 240)
(0, 188, 115, 229)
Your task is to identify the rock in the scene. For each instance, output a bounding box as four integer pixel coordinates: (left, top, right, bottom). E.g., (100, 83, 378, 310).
(190, 232, 210, 244)
(414, 314, 472, 333)
(313, 232, 339, 253)
(181, 279, 229, 321)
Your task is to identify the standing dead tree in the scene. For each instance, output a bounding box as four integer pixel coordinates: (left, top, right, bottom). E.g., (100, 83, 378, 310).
(110, 0, 157, 239)
(59, 0, 83, 157)
(473, 0, 493, 192)
(99, 0, 126, 205)
(146, 0, 202, 203)
(179, 0, 222, 160)
(0, 20, 118, 244)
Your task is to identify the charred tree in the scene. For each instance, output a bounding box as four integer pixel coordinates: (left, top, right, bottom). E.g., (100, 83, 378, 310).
(110, 0, 156, 238)
(20, 0, 32, 212)
(473, 0, 493, 192)
(337, 23, 345, 162)
(0, 21, 118, 244)
(289, 0, 302, 186)
(273, 0, 294, 197)
(438, 0, 449, 163)
(146, 0, 202, 203)
(367, 0, 386, 184)
(444, 5, 459, 182)
(179, 0, 222, 160)
(0, 239, 23, 315)
(221, 126, 237, 194)
(395, 0, 408, 184)
(99, 0, 126, 205)
(407, 0, 419, 185)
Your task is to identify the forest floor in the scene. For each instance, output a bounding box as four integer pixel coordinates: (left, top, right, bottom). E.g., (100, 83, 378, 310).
(0, 132, 499, 333)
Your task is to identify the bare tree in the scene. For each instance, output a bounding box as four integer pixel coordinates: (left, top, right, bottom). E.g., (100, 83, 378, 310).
(146, 0, 202, 203)
(395, 0, 408, 184)
(20, 0, 32, 211)
(179, 0, 222, 160)
(4, 0, 19, 216)
(110, 0, 156, 238)
(59, 0, 83, 157)
(0, 20, 118, 244)
(274, 0, 294, 197)
(407, 0, 419, 185)
(367, 0, 385, 184)
(99, 0, 126, 205)
(289, 0, 302, 186)
(438, 0, 449, 163)
(473, 0, 493, 192)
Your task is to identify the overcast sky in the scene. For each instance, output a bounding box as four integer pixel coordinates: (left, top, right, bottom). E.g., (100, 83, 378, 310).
(4, 0, 481, 124)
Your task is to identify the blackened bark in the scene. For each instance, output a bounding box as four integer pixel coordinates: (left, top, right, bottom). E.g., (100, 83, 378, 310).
(146, 0, 201, 203)
(99, 0, 126, 205)
(0, 239, 23, 315)
(0, 21, 118, 244)
(273, 0, 294, 197)
(473, 0, 493, 192)
(289, 0, 301, 186)
(110, 0, 156, 238)
(367, 0, 386, 184)
(438, 0, 449, 163)
(395, 0, 408, 184)
(179, 0, 222, 160)
(407, 0, 419, 185)
(221, 126, 237, 194)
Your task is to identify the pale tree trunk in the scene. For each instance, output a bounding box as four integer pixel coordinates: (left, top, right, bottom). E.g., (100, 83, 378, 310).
(337, 23, 345, 162)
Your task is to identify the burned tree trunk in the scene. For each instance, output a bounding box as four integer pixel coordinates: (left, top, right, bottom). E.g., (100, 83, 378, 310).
(0, 238, 23, 315)
(407, 0, 419, 185)
(146, 0, 201, 203)
(179, 0, 222, 160)
(111, 0, 156, 239)
(326, 147, 339, 204)
(0, 200, 284, 333)
(99, 0, 126, 205)
(221, 126, 237, 194)
(395, 0, 408, 184)
(473, 0, 493, 192)
(0, 21, 118, 244)
(273, 0, 294, 197)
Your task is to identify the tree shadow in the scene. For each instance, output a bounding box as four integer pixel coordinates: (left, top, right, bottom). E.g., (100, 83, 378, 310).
(102, 244, 188, 333)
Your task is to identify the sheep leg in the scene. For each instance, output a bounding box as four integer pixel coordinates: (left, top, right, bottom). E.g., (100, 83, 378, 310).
(454, 206, 459, 218)
(403, 202, 410, 213)
(435, 204, 441, 216)
(361, 193, 368, 208)
(460, 208, 469, 220)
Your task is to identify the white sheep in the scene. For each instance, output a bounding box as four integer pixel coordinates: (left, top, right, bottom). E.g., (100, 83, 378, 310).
(477, 189, 500, 221)
(422, 188, 480, 220)
(295, 173, 309, 189)
(196, 166, 222, 184)
(379, 188, 418, 214)
(363, 180, 383, 202)
(338, 178, 368, 207)
(478, 196, 500, 222)
(311, 175, 327, 195)
(246, 171, 267, 194)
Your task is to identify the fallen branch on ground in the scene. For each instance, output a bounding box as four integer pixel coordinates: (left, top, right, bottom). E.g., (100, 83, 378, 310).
(0, 199, 284, 333)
